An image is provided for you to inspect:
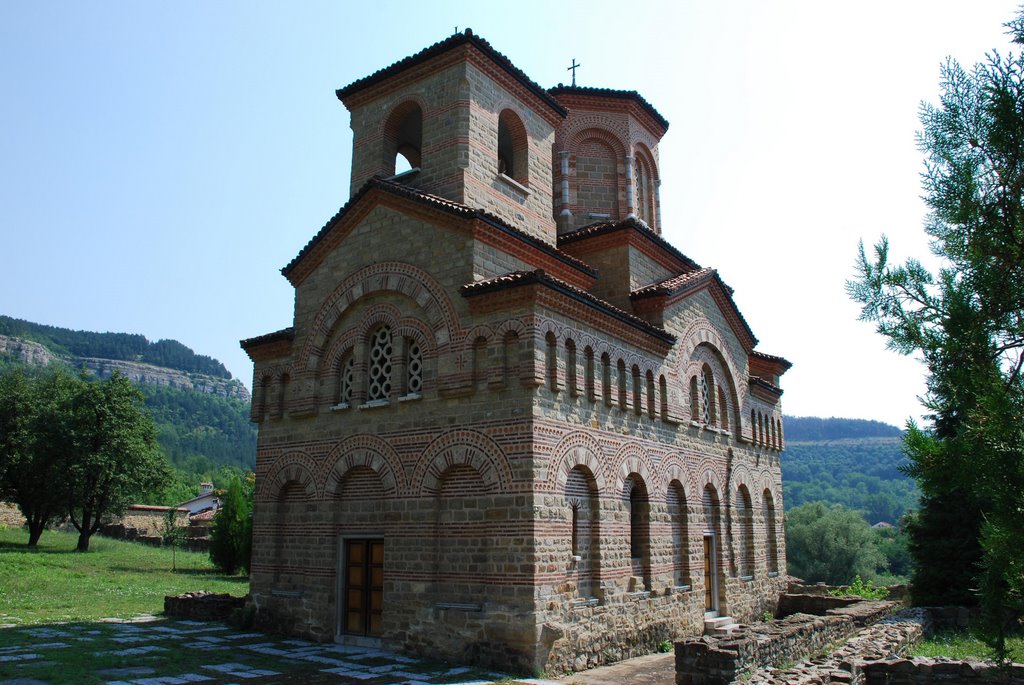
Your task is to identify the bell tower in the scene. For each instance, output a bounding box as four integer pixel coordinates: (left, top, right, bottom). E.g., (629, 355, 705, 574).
(549, 86, 669, 234)
(336, 29, 566, 244)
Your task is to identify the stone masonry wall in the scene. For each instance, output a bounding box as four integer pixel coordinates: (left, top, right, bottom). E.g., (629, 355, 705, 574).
(676, 600, 902, 685)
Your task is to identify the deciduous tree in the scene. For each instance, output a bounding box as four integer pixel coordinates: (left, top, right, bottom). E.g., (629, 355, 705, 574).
(0, 367, 78, 546)
(784, 501, 887, 584)
(64, 373, 168, 551)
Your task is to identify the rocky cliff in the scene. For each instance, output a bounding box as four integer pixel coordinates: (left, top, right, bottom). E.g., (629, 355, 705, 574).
(0, 334, 250, 402)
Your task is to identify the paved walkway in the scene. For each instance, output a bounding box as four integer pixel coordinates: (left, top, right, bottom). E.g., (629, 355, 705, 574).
(552, 653, 674, 685)
(0, 616, 567, 685)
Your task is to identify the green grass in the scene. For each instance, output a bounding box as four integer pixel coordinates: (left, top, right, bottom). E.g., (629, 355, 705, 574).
(0, 526, 247, 625)
(912, 629, 1024, 662)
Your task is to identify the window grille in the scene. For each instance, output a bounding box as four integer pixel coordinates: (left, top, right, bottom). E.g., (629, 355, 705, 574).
(368, 326, 393, 401)
(406, 338, 422, 395)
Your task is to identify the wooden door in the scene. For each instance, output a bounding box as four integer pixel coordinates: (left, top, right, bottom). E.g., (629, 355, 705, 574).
(343, 539, 383, 636)
(703, 534, 717, 612)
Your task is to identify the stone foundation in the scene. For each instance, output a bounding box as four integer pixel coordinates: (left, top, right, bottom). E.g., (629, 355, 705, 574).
(675, 599, 902, 685)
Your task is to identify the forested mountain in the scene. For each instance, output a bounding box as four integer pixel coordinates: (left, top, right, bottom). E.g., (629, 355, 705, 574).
(0, 315, 231, 379)
(781, 417, 917, 524)
(0, 316, 256, 501)
(784, 416, 903, 441)
(141, 384, 256, 475)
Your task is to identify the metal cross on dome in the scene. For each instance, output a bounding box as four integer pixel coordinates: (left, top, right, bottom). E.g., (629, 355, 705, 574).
(568, 58, 581, 87)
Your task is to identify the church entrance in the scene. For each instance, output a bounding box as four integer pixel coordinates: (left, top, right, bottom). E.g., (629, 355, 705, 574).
(341, 539, 384, 637)
(703, 533, 718, 613)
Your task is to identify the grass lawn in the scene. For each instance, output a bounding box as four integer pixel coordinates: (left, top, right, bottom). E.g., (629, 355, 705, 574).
(912, 628, 1024, 663)
(0, 526, 247, 625)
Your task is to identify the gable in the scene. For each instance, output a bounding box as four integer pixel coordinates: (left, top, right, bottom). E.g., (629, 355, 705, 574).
(631, 268, 758, 354)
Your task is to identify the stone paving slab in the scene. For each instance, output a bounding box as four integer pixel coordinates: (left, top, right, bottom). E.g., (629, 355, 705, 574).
(0, 617, 568, 685)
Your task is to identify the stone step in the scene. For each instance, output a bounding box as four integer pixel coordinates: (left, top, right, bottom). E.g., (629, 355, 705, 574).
(703, 615, 741, 636)
(710, 622, 742, 637)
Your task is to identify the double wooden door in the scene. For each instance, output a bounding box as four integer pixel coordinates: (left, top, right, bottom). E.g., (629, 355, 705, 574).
(342, 539, 383, 636)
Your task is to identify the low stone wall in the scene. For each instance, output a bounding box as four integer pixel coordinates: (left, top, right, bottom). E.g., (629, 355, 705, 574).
(745, 607, 929, 684)
(778, 593, 863, 617)
(164, 592, 246, 621)
(113, 505, 189, 536)
(863, 658, 1024, 684)
(675, 600, 900, 685)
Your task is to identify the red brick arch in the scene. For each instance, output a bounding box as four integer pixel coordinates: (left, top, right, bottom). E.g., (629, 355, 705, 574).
(323, 434, 405, 498)
(299, 262, 460, 372)
(258, 451, 318, 503)
(415, 430, 513, 495)
(612, 443, 660, 495)
(546, 431, 610, 495)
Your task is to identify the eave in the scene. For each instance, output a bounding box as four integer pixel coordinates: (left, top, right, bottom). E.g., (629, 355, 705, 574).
(462, 269, 675, 352)
(281, 177, 596, 289)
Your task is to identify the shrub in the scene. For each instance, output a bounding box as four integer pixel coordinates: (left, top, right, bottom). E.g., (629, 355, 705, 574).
(208, 475, 252, 575)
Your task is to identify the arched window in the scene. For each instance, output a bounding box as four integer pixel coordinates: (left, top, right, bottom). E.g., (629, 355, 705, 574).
(367, 326, 393, 402)
(635, 156, 649, 224)
(668, 481, 689, 587)
(405, 337, 422, 396)
(274, 480, 308, 585)
(659, 374, 669, 421)
(703, 485, 720, 535)
(256, 375, 270, 421)
(503, 330, 520, 387)
(617, 359, 627, 409)
(383, 101, 423, 176)
(472, 336, 488, 388)
(690, 376, 699, 421)
(735, 486, 754, 578)
(758, 413, 765, 446)
(546, 332, 558, 392)
(277, 373, 290, 418)
(627, 475, 652, 590)
(338, 353, 355, 405)
(566, 339, 578, 395)
(718, 386, 729, 431)
(497, 109, 529, 185)
(601, 353, 612, 406)
(763, 489, 779, 574)
(566, 466, 600, 599)
(584, 346, 596, 401)
(700, 366, 715, 425)
(645, 370, 655, 419)
(631, 365, 642, 415)
(751, 409, 757, 444)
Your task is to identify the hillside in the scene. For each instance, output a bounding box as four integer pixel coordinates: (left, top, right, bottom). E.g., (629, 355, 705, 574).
(0, 315, 231, 378)
(0, 316, 256, 480)
(782, 416, 917, 524)
(0, 318, 248, 401)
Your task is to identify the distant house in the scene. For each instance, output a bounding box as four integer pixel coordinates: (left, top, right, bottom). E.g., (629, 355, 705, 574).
(871, 521, 894, 529)
(178, 482, 219, 516)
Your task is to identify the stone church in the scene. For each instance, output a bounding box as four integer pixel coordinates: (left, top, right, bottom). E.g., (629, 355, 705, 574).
(241, 29, 790, 675)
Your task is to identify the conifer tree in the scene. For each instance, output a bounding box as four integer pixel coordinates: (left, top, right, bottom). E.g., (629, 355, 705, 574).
(849, 11, 1024, 659)
(208, 475, 252, 575)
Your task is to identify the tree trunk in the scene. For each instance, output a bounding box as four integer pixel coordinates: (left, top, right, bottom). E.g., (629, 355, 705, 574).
(76, 506, 93, 551)
(27, 521, 45, 547)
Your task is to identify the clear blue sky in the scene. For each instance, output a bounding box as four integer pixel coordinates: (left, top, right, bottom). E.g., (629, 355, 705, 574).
(1, 1, 1018, 426)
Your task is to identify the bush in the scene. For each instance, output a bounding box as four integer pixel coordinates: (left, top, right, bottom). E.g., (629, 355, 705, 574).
(208, 475, 252, 575)
(829, 575, 890, 600)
